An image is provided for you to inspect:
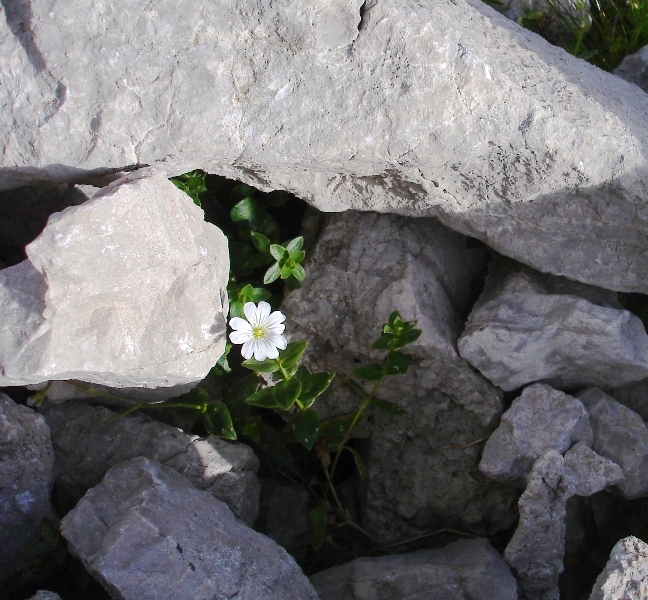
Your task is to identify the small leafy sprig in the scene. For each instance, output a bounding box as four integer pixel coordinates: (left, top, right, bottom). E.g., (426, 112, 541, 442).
(251, 233, 306, 285)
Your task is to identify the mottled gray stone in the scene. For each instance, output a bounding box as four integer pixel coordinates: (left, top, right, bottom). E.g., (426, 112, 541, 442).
(3, 1, 648, 292)
(257, 479, 310, 561)
(43, 401, 259, 524)
(479, 383, 592, 486)
(60, 457, 318, 600)
(589, 536, 648, 600)
(458, 269, 648, 391)
(505, 451, 567, 600)
(614, 45, 648, 93)
(0, 394, 55, 583)
(0, 168, 229, 391)
(562, 441, 624, 497)
(578, 388, 648, 499)
(311, 538, 517, 600)
(282, 211, 517, 544)
(27, 592, 62, 600)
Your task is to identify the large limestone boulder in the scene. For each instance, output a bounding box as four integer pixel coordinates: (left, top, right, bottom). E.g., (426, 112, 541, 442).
(458, 268, 648, 391)
(0, 394, 55, 583)
(60, 457, 318, 600)
(282, 211, 517, 544)
(3, 0, 648, 292)
(0, 168, 229, 391)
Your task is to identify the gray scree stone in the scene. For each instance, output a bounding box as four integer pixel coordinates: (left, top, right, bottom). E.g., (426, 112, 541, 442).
(311, 538, 518, 600)
(3, 1, 648, 292)
(27, 592, 63, 600)
(589, 536, 648, 600)
(458, 268, 648, 391)
(614, 45, 648, 93)
(60, 457, 318, 600)
(0, 394, 55, 583)
(43, 401, 260, 525)
(282, 211, 517, 544)
(578, 388, 648, 499)
(479, 383, 592, 486)
(562, 442, 624, 497)
(0, 168, 229, 390)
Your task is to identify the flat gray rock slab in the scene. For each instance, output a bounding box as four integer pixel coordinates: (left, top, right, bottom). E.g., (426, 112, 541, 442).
(43, 401, 260, 525)
(578, 388, 648, 499)
(458, 268, 648, 391)
(589, 536, 648, 600)
(0, 394, 55, 583)
(3, 1, 648, 292)
(0, 168, 229, 390)
(60, 457, 318, 600)
(282, 211, 517, 544)
(311, 538, 517, 600)
(479, 383, 592, 486)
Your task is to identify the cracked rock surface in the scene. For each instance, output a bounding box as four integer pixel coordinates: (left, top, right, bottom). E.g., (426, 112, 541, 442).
(3, 0, 648, 292)
(42, 401, 260, 525)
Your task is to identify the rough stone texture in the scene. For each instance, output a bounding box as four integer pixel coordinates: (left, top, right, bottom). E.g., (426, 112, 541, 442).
(257, 479, 310, 561)
(60, 457, 318, 600)
(614, 45, 648, 94)
(282, 211, 517, 544)
(27, 592, 63, 600)
(612, 378, 648, 423)
(578, 388, 648, 499)
(479, 383, 592, 486)
(0, 168, 229, 391)
(458, 268, 648, 391)
(43, 401, 259, 524)
(0, 393, 55, 583)
(3, 1, 648, 292)
(589, 536, 648, 600)
(311, 538, 518, 600)
(0, 183, 87, 267)
(562, 442, 624, 497)
(505, 450, 568, 600)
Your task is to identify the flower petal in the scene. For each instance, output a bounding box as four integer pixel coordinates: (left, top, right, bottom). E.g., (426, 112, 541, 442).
(229, 329, 252, 345)
(243, 302, 259, 326)
(256, 301, 272, 324)
(265, 311, 286, 328)
(241, 339, 255, 359)
(253, 337, 272, 361)
(264, 344, 280, 360)
(263, 333, 287, 350)
(229, 317, 252, 332)
(265, 322, 285, 335)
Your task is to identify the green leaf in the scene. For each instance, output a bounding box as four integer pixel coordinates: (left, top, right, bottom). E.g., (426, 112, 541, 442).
(384, 351, 413, 375)
(299, 372, 335, 407)
(224, 374, 260, 404)
(251, 231, 271, 254)
(290, 250, 306, 264)
(230, 197, 258, 222)
(285, 236, 304, 254)
(229, 300, 244, 319)
(371, 334, 392, 350)
(308, 502, 328, 550)
(291, 408, 320, 450)
(345, 376, 369, 399)
(344, 446, 367, 478)
(352, 364, 384, 381)
(269, 244, 288, 262)
(318, 413, 360, 445)
(242, 357, 281, 374)
(202, 401, 237, 440)
(396, 329, 421, 347)
(242, 415, 261, 443)
(273, 378, 302, 410)
(279, 341, 308, 368)
(249, 287, 272, 302)
(211, 343, 232, 376)
(257, 421, 293, 465)
(291, 263, 306, 281)
(280, 263, 293, 279)
(246, 387, 280, 408)
(264, 262, 282, 284)
(371, 397, 408, 415)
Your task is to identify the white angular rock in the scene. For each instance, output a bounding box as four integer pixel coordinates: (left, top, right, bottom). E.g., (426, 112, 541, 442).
(43, 401, 260, 525)
(614, 45, 648, 93)
(311, 538, 518, 600)
(3, 1, 648, 292)
(589, 536, 648, 600)
(0, 168, 229, 390)
(479, 383, 592, 486)
(458, 269, 648, 391)
(578, 388, 648, 499)
(282, 211, 517, 544)
(60, 457, 318, 600)
(0, 394, 55, 583)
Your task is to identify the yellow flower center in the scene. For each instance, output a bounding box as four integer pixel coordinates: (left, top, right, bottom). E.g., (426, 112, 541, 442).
(252, 326, 265, 339)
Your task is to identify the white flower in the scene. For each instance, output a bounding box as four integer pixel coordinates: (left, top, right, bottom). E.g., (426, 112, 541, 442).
(229, 301, 287, 361)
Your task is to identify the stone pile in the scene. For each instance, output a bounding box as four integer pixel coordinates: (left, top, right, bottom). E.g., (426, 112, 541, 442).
(2, 0, 648, 598)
